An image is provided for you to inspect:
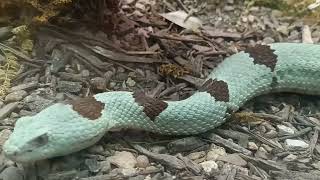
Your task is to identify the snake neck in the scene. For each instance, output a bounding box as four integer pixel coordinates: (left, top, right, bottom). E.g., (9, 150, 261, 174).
(94, 92, 142, 130)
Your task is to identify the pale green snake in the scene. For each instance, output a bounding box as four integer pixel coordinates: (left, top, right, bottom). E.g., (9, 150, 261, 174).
(3, 42, 320, 162)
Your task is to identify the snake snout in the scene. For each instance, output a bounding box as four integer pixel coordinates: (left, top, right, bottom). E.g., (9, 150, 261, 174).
(3, 143, 19, 159)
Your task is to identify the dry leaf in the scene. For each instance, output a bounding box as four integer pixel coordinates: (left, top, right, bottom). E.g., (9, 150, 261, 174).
(159, 10, 202, 31)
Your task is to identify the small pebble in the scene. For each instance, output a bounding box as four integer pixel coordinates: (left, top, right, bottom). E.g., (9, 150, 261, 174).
(81, 69, 90, 77)
(206, 146, 226, 161)
(109, 151, 137, 168)
(276, 25, 289, 35)
(136, 155, 149, 168)
(0, 102, 19, 120)
(277, 125, 294, 135)
(0, 129, 12, 146)
(255, 147, 269, 159)
(263, 37, 275, 44)
(91, 77, 107, 90)
(135, 2, 146, 12)
(109, 81, 117, 88)
(217, 154, 247, 167)
(248, 15, 255, 22)
(298, 158, 311, 163)
(199, 160, 218, 174)
(285, 139, 309, 150)
(260, 144, 273, 152)
(120, 168, 137, 176)
(4, 90, 28, 102)
(312, 161, 320, 170)
(150, 146, 166, 154)
(100, 160, 111, 173)
(126, 77, 136, 87)
(283, 154, 297, 162)
(187, 151, 206, 160)
(241, 16, 248, 23)
(264, 130, 278, 138)
(224, 6, 234, 11)
(55, 93, 65, 101)
(248, 142, 258, 151)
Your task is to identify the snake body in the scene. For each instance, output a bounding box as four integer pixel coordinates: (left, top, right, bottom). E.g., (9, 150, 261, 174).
(3, 43, 320, 162)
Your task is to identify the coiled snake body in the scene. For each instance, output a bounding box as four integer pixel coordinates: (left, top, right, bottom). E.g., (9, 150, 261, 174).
(3, 43, 320, 162)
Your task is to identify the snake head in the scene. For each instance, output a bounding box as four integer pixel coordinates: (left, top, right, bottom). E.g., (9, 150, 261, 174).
(2, 103, 107, 163)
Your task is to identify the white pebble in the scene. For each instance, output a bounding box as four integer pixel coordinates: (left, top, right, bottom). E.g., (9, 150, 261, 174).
(200, 160, 218, 174)
(277, 125, 294, 135)
(136, 155, 149, 168)
(285, 139, 309, 150)
(283, 154, 297, 162)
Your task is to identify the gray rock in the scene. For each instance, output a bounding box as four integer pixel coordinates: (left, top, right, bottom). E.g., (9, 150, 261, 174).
(264, 130, 278, 138)
(277, 125, 295, 136)
(285, 139, 309, 150)
(85, 159, 100, 173)
(283, 154, 298, 162)
(186, 151, 206, 161)
(57, 81, 82, 93)
(217, 154, 247, 167)
(312, 161, 320, 170)
(100, 160, 111, 173)
(255, 147, 270, 159)
(90, 77, 107, 90)
(247, 142, 258, 151)
(263, 37, 275, 44)
(126, 77, 136, 87)
(0, 129, 12, 146)
(24, 94, 54, 112)
(261, 144, 273, 152)
(4, 90, 28, 103)
(108, 151, 137, 168)
(168, 137, 206, 153)
(0, 102, 19, 120)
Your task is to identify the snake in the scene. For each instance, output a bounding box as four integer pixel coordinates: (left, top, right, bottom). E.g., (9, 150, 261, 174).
(2, 42, 320, 163)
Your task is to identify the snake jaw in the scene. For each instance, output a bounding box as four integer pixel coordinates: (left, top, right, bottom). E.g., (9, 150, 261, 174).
(3, 126, 50, 163)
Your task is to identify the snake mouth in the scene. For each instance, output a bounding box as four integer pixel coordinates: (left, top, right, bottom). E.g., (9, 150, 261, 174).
(2, 143, 22, 162)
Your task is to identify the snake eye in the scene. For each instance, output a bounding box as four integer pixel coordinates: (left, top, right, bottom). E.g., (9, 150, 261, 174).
(29, 133, 49, 147)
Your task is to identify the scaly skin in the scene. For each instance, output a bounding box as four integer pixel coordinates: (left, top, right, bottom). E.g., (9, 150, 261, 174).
(3, 43, 320, 162)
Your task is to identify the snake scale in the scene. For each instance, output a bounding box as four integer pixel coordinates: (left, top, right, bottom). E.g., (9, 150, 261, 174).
(3, 42, 320, 162)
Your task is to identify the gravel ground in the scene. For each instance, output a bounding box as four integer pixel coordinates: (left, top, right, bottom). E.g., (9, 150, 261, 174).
(0, 0, 320, 180)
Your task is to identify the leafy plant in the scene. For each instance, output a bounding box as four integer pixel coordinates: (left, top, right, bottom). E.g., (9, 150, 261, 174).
(0, 50, 20, 100)
(246, 0, 320, 20)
